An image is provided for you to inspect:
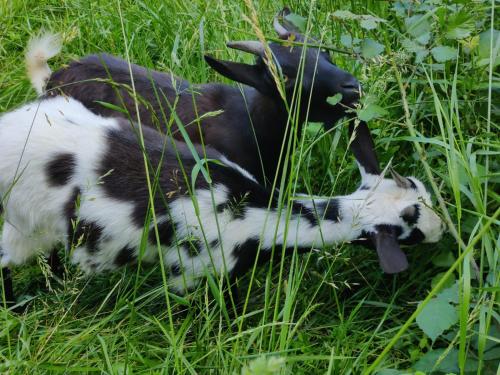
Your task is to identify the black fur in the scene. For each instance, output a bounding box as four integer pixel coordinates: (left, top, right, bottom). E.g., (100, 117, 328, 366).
(186, 240, 202, 257)
(70, 220, 104, 253)
(64, 185, 103, 253)
(149, 221, 175, 247)
(407, 178, 418, 190)
(401, 204, 420, 226)
(170, 263, 182, 276)
(45, 152, 76, 186)
(115, 246, 136, 266)
(291, 203, 318, 226)
(64, 187, 81, 239)
(1, 267, 14, 307)
(400, 228, 425, 245)
(230, 238, 312, 280)
(320, 199, 341, 222)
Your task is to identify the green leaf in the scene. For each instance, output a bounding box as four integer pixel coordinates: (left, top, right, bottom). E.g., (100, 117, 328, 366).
(478, 29, 500, 67)
(360, 38, 385, 59)
(359, 15, 385, 31)
(416, 298, 458, 341)
(484, 346, 500, 361)
(357, 103, 388, 122)
(478, 29, 500, 58)
(402, 38, 429, 63)
(431, 272, 455, 291)
(414, 348, 459, 373)
(375, 370, 405, 375)
(405, 15, 431, 41)
(432, 250, 456, 267)
(284, 13, 307, 33)
(437, 282, 459, 304)
(326, 93, 343, 106)
(332, 10, 357, 20)
(431, 46, 457, 62)
(445, 11, 475, 40)
(360, 18, 378, 30)
(340, 34, 353, 48)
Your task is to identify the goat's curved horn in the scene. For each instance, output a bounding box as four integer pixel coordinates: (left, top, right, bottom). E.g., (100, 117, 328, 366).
(274, 8, 291, 39)
(389, 167, 413, 189)
(227, 41, 265, 56)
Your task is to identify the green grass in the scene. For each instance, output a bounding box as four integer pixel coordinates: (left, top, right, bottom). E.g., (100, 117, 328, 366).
(0, 0, 499, 374)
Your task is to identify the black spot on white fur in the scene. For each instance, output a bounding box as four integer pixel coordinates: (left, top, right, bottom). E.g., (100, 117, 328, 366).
(170, 263, 182, 276)
(69, 220, 103, 253)
(186, 240, 202, 257)
(291, 203, 318, 226)
(115, 246, 136, 266)
(46, 152, 76, 186)
(399, 228, 425, 245)
(149, 221, 175, 247)
(407, 178, 418, 190)
(321, 199, 341, 222)
(401, 204, 420, 226)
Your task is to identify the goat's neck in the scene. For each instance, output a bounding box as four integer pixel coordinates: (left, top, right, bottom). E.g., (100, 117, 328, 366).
(245, 89, 301, 140)
(246, 191, 365, 252)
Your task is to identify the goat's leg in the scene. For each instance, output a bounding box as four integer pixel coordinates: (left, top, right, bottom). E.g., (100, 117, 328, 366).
(48, 249, 64, 279)
(348, 119, 381, 175)
(1, 267, 14, 308)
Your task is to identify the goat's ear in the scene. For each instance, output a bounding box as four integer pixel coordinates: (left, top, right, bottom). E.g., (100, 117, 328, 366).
(349, 119, 381, 184)
(371, 227, 409, 274)
(204, 55, 269, 94)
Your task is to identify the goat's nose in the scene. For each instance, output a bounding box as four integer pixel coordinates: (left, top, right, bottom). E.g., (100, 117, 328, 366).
(341, 78, 361, 92)
(340, 78, 361, 103)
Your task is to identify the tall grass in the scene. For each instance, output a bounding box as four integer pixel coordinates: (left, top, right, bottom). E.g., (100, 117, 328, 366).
(0, 0, 498, 374)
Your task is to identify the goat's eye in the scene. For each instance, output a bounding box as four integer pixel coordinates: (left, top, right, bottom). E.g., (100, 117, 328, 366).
(283, 74, 289, 82)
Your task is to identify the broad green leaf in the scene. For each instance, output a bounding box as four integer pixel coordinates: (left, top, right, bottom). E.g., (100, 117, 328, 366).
(405, 15, 431, 39)
(360, 38, 385, 59)
(483, 346, 500, 361)
(402, 38, 429, 63)
(416, 298, 458, 341)
(359, 15, 384, 30)
(242, 356, 285, 375)
(431, 272, 455, 291)
(360, 18, 378, 30)
(375, 370, 405, 375)
(415, 32, 431, 46)
(326, 93, 343, 106)
(445, 11, 475, 40)
(357, 103, 388, 122)
(432, 250, 456, 267)
(478, 29, 500, 67)
(284, 13, 307, 33)
(437, 282, 459, 304)
(340, 34, 353, 48)
(415, 49, 429, 63)
(393, 1, 412, 18)
(478, 29, 500, 58)
(431, 46, 457, 62)
(414, 348, 459, 373)
(332, 10, 357, 20)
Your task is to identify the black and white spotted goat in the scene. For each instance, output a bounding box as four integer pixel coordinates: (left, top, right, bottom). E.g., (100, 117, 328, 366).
(0, 96, 444, 304)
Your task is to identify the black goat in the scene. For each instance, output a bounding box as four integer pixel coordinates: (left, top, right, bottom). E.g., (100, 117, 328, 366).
(26, 8, 380, 186)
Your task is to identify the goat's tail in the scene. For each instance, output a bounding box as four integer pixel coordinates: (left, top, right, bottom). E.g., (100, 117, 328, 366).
(25, 33, 62, 95)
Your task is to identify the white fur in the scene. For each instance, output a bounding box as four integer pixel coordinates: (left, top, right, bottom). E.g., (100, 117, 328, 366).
(25, 33, 62, 95)
(0, 97, 444, 293)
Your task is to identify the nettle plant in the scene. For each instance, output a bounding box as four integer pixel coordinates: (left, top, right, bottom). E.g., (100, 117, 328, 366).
(311, 2, 499, 374)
